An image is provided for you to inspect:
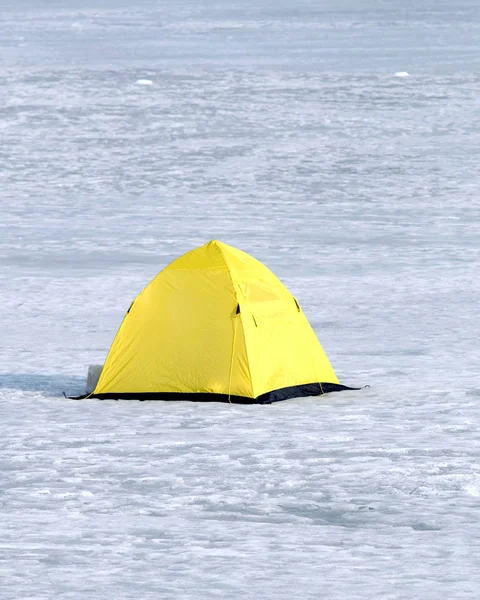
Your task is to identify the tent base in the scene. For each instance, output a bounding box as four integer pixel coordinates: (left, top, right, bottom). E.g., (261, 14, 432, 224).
(86, 382, 359, 404)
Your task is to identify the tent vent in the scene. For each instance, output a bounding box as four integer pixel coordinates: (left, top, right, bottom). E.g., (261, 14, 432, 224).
(236, 303, 241, 315)
(293, 297, 301, 312)
(127, 301, 135, 314)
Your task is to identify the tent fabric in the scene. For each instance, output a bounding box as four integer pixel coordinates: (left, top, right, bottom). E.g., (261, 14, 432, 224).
(92, 240, 346, 403)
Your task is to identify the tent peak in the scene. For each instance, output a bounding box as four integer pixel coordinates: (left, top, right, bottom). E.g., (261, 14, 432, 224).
(207, 239, 227, 248)
(206, 239, 234, 260)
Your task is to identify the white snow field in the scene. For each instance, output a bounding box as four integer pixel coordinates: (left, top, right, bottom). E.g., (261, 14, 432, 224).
(1, 1, 480, 598)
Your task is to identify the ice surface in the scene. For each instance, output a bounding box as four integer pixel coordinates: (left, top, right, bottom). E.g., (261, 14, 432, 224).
(1, 1, 480, 598)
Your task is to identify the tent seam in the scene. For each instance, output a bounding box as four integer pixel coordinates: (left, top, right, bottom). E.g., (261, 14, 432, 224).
(215, 243, 255, 398)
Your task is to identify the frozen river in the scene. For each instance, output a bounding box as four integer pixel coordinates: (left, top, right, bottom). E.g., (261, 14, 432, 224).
(1, 1, 479, 598)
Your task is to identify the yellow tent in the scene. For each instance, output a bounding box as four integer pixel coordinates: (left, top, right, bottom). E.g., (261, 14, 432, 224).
(91, 240, 352, 403)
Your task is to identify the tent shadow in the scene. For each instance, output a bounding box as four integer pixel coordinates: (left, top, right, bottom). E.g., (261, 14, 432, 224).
(0, 373, 85, 397)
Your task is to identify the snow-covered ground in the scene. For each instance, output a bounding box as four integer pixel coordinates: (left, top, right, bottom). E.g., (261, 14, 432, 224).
(1, 1, 480, 598)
